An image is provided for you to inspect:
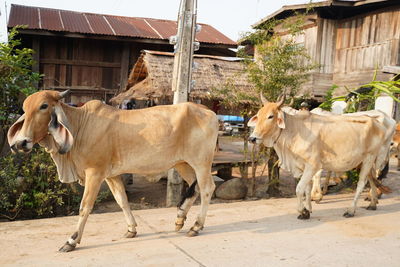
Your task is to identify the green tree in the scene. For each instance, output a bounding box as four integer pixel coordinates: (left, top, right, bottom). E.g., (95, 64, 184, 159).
(0, 26, 41, 152)
(0, 27, 86, 221)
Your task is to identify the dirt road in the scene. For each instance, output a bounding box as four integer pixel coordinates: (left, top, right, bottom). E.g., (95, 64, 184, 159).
(1, 164, 400, 266)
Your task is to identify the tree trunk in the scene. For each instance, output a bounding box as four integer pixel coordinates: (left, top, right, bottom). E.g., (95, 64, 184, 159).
(267, 148, 280, 196)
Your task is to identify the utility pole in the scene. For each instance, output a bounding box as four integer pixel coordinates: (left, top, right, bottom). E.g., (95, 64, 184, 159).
(166, 0, 199, 207)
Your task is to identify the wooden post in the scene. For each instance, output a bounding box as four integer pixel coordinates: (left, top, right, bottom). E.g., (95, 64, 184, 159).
(32, 38, 40, 89)
(166, 0, 198, 207)
(119, 43, 130, 94)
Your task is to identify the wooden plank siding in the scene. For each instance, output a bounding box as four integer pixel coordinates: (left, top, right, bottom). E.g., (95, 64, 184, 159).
(37, 36, 131, 103)
(262, 6, 400, 99)
(332, 6, 400, 93)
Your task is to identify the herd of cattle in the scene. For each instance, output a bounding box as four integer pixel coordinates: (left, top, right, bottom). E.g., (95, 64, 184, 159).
(7, 90, 399, 252)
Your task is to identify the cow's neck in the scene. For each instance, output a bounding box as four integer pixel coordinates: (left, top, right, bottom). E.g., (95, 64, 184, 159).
(60, 103, 88, 138)
(59, 103, 93, 154)
(272, 112, 305, 177)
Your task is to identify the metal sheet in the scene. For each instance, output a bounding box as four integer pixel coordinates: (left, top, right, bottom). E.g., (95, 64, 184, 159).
(40, 8, 63, 31)
(8, 4, 236, 46)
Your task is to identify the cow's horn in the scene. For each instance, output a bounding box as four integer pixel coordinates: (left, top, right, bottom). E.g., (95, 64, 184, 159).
(277, 94, 286, 107)
(59, 89, 71, 100)
(260, 92, 268, 105)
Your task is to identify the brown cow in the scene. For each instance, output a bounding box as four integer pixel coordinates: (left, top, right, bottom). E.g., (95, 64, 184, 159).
(391, 123, 400, 169)
(8, 90, 218, 252)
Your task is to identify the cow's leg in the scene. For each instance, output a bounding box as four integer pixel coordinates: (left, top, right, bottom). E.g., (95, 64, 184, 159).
(187, 165, 215, 237)
(322, 171, 332, 195)
(105, 176, 137, 238)
(305, 179, 313, 213)
(311, 169, 323, 203)
(344, 156, 374, 218)
(59, 173, 102, 252)
(174, 162, 199, 231)
(366, 173, 378, 211)
(296, 168, 316, 220)
(397, 146, 400, 170)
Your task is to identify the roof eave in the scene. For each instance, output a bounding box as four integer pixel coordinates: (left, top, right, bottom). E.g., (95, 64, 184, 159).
(252, 1, 331, 29)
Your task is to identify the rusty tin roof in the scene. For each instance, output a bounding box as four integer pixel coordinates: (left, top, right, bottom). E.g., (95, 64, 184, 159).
(8, 4, 236, 46)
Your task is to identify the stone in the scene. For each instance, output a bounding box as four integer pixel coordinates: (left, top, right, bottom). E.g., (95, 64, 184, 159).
(215, 178, 248, 200)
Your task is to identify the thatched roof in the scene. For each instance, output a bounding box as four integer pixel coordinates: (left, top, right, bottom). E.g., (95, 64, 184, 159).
(110, 50, 254, 104)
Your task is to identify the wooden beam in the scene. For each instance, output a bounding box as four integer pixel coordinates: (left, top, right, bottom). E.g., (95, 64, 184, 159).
(383, 65, 400, 75)
(32, 37, 40, 89)
(16, 29, 237, 49)
(40, 59, 120, 68)
(119, 43, 130, 93)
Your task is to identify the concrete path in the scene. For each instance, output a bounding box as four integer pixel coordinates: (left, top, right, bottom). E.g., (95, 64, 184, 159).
(1, 189, 400, 266)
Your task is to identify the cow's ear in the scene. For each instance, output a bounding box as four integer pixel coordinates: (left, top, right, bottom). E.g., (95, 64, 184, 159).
(7, 114, 25, 150)
(248, 115, 258, 127)
(277, 111, 285, 129)
(48, 105, 74, 154)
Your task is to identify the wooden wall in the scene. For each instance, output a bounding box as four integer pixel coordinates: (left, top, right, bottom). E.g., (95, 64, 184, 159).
(28, 35, 184, 104)
(262, 6, 400, 98)
(332, 7, 400, 93)
(37, 37, 125, 103)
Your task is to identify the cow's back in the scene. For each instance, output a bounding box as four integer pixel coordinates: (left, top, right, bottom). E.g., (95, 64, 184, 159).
(280, 112, 385, 173)
(316, 114, 385, 171)
(73, 101, 218, 176)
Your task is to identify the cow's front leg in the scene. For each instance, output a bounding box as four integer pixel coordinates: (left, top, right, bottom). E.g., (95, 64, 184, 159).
(296, 168, 316, 220)
(59, 173, 102, 252)
(105, 176, 137, 238)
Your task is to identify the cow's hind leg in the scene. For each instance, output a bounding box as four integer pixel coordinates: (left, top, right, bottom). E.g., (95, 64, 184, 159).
(187, 165, 215, 237)
(311, 170, 323, 203)
(366, 172, 378, 211)
(174, 163, 199, 231)
(305, 179, 313, 213)
(105, 175, 138, 238)
(59, 173, 102, 252)
(344, 156, 374, 218)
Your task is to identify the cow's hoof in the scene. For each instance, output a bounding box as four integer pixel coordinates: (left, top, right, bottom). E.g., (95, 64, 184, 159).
(364, 196, 371, 201)
(175, 223, 184, 232)
(297, 208, 310, 220)
(366, 205, 377, 211)
(343, 211, 354, 218)
(186, 229, 199, 237)
(59, 242, 76, 252)
(124, 230, 137, 238)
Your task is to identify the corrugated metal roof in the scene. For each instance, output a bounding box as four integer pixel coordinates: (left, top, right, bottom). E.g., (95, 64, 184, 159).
(8, 4, 236, 46)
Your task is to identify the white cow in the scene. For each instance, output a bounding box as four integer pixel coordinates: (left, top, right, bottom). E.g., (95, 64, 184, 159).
(249, 94, 386, 219)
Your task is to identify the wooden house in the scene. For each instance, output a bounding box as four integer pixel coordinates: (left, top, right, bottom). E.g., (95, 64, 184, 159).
(7, 4, 236, 104)
(110, 50, 254, 114)
(249, 0, 400, 98)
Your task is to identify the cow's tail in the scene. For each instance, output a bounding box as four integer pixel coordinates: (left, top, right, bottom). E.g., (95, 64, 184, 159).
(371, 175, 392, 194)
(178, 181, 198, 207)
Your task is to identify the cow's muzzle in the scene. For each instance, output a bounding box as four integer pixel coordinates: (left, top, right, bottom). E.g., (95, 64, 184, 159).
(13, 139, 33, 153)
(248, 137, 258, 144)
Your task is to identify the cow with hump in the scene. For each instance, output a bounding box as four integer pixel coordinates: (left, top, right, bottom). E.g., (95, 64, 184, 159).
(7, 90, 219, 252)
(248, 93, 386, 220)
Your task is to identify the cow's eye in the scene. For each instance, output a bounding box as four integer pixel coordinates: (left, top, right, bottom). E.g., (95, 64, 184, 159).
(40, 103, 48, 110)
(268, 115, 274, 119)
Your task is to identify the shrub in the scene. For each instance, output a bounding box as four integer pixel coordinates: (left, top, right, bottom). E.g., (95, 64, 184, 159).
(0, 147, 83, 220)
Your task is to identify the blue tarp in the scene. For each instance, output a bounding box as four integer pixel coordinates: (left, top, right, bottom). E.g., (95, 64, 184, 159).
(217, 115, 244, 122)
